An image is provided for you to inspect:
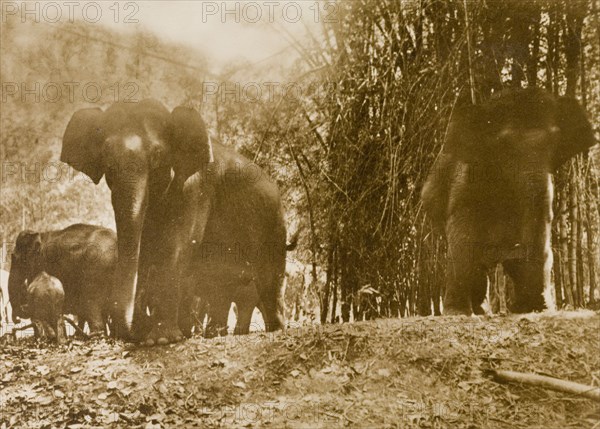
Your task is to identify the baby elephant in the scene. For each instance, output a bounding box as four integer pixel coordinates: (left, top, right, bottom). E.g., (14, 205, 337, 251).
(8, 224, 117, 335)
(22, 272, 66, 342)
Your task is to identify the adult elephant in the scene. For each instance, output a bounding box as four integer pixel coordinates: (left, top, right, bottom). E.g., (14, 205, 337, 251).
(61, 100, 289, 345)
(8, 224, 117, 333)
(421, 88, 596, 315)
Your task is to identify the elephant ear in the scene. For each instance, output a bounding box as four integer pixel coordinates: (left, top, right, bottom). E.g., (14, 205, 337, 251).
(554, 96, 597, 170)
(421, 103, 485, 232)
(444, 103, 490, 162)
(168, 106, 213, 183)
(61, 108, 105, 184)
(15, 231, 41, 257)
(421, 152, 453, 233)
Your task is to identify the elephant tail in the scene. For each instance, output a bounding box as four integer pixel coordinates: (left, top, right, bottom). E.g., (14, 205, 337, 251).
(286, 229, 300, 251)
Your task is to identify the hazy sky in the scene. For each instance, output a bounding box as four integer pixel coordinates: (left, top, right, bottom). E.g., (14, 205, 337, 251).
(98, 1, 321, 71)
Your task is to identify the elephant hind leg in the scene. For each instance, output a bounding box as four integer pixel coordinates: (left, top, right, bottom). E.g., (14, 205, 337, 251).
(234, 302, 255, 335)
(258, 278, 284, 332)
(204, 297, 230, 339)
(233, 280, 259, 335)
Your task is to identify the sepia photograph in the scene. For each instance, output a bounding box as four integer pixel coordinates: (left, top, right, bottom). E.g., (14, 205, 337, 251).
(0, 0, 599, 427)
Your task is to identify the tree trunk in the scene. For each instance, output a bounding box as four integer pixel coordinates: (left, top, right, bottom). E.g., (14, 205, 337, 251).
(509, 4, 531, 88)
(553, 218, 564, 309)
(564, 2, 584, 97)
(480, 2, 505, 97)
(559, 185, 573, 307)
(575, 162, 586, 307)
(321, 230, 335, 325)
(586, 182, 598, 304)
(545, 3, 556, 92)
(527, 7, 541, 86)
(569, 166, 580, 306)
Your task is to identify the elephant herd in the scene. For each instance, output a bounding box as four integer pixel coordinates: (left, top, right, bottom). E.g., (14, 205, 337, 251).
(4, 87, 597, 346)
(7, 100, 297, 345)
(7, 224, 117, 340)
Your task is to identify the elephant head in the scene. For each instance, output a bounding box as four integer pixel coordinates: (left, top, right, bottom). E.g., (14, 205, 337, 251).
(8, 231, 44, 322)
(423, 89, 596, 230)
(421, 88, 597, 314)
(61, 100, 214, 338)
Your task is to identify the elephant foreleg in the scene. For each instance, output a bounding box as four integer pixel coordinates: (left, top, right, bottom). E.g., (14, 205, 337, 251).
(444, 247, 487, 315)
(502, 259, 546, 313)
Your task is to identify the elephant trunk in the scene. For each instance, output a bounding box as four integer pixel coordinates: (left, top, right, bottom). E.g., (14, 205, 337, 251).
(110, 176, 149, 339)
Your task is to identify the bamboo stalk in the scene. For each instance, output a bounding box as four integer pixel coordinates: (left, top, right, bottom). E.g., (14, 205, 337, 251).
(569, 166, 580, 306)
(559, 185, 574, 307)
(462, 0, 476, 104)
(489, 369, 600, 402)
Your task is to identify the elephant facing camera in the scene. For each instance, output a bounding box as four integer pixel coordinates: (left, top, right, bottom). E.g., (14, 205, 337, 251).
(421, 87, 597, 316)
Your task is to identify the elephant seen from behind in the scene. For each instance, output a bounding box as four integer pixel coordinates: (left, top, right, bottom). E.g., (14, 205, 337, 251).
(421, 88, 597, 315)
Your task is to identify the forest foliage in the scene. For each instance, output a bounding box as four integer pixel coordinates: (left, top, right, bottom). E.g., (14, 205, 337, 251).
(1, 0, 599, 324)
(216, 0, 600, 321)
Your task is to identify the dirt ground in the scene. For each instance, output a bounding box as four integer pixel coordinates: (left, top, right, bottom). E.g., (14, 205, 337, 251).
(1, 311, 599, 428)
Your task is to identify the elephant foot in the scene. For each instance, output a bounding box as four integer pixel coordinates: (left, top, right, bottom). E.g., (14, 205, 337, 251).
(180, 326, 193, 339)
(472, 305, 486, 315)
(178, 317, 194, 339)
(110, 316, 134, 341)
(142, 322, 184, 346)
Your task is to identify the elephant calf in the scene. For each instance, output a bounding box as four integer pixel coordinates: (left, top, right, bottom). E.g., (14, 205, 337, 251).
(8, 224, 117, 335)
(421, 88, 596, 315)
(20, 272, 66, 342)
